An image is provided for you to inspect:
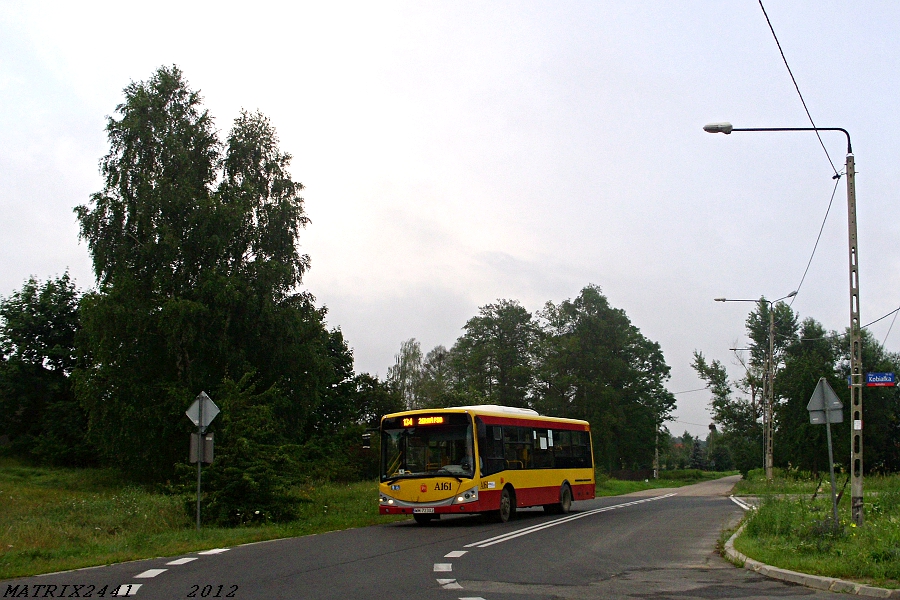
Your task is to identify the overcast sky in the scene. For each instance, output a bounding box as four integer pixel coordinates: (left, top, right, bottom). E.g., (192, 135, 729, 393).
(3, 2, 899, 437)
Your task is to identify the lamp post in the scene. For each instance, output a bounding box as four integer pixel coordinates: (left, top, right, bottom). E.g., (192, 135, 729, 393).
(705, 122, 864, 526)
(715, 292, 797, 481)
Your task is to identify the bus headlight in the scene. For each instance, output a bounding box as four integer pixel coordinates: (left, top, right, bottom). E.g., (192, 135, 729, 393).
(452, 487, 479, 504)
(379, 495, 395, 505)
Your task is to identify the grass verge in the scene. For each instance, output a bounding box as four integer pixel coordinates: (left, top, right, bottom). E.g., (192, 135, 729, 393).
(0, 460, 405, 580)
(732, 469, 900, 588)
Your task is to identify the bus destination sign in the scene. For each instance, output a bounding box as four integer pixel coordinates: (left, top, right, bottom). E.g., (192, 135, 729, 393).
(402, 416, 445, 427)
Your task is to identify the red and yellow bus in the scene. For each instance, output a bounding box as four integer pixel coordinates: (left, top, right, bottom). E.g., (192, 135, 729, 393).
(378, 405, 595, 524)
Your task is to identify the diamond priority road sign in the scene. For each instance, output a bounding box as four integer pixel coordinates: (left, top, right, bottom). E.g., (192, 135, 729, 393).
(185, 391, 220, 431)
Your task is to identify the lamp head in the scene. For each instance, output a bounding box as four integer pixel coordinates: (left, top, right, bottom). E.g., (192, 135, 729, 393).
(703, 122, 733, 134)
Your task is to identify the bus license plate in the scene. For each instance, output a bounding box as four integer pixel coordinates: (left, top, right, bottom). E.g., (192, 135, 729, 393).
(413, 508, 434, 514)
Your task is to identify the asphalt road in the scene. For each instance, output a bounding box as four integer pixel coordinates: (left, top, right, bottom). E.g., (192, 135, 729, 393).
(4, 476, 841, 599)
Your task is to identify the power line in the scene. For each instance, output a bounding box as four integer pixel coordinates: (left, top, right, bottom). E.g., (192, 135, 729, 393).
(790, 175, 841, 306)
(670, 386, 710, 395)
(883, 310, 899, 348)
(865, 306, 900, 330)
(758, 0, 840, 175)
(668, 419, 710, 428)
(741, 304, 900, 344)
(757, 1, 847, 311)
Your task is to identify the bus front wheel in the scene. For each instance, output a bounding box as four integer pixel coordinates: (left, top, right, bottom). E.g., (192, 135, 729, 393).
(496, 486, 516, 523)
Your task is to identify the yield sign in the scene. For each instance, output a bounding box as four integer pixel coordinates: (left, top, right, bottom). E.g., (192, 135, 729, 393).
(807, 378, 844, 425)
(186, 391, 220, 431)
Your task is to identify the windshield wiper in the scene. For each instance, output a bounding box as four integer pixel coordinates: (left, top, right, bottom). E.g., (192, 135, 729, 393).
(435, 468, 464, 483)
(383, 475, 411, 485)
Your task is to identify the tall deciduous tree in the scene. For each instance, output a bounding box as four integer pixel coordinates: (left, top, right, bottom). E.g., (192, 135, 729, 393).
(746, 298, 799, 378)
(419, 345, 461, 407)
(0, 273, 93, 464)
(386, 338, 424, 409)
(773, 318, 846, 473)
(73, 66, 345, 482)
(450, 300, 536, 408)
(838, 329, 900, 474)
(692, 350, 761, 475)
(534, 286, 675, 471)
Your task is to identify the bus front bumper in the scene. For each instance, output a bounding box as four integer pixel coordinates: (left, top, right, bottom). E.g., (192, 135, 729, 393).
(379, 487, 487, 515)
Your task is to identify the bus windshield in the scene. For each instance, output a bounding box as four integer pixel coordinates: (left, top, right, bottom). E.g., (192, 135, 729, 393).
(381, 413, 474, 481)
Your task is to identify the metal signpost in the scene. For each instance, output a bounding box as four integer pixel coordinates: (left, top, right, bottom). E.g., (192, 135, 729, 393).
(807, 378, 844, 528)
(186, 391, 220, 530)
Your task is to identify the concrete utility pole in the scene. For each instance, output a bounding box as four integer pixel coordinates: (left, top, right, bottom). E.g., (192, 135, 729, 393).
(716, 292, 795, 481)
(704, 123, 863, 525)
(765, 304, 776, 481)
(845, 152, 864, 526)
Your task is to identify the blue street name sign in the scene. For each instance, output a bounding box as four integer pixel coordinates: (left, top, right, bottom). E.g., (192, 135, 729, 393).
(847, 372, 896, 387)
(866, 372, 895, 387)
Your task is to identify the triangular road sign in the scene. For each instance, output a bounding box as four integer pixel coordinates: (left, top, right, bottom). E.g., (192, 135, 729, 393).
(807, 378, 843, 424)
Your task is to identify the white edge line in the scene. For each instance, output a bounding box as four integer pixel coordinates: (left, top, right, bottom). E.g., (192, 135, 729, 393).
(465, 493, 677, 548)
(730, 495, 752, 511)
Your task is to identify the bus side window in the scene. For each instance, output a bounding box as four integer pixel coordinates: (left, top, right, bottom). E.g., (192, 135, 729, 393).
(572, 430, 591, 468)
(477, 418, 506, 476)
(555, 430, 573, 468)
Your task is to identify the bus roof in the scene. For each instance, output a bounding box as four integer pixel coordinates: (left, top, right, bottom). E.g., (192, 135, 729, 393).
(381, 405, 590, 427)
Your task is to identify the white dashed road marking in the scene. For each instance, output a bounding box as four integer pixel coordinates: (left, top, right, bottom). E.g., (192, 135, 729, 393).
(436, 578, 463, 589)
(444, 550, 467, 558)
(125, 548, 232, 596)
(113, 584, 142, 596)
(134, 569, 167, 578)
(433, 563, 453, 572)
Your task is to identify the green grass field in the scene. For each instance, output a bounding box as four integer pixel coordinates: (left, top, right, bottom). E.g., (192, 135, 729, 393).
(732, 469, 900, 588)
(0, 460, 407, 580)
(0, 462, 731, 581)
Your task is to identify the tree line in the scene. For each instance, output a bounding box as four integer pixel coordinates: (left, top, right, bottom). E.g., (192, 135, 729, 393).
(384, 290, 677, 473)
(693, 299, 900, 476)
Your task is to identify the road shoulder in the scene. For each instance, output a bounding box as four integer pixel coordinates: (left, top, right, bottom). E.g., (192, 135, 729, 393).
(724, 522, 900, 598)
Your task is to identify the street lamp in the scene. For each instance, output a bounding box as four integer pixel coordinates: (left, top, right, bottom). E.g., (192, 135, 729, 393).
(705, 122, 864, 526)
(716, 291, 797, 481)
